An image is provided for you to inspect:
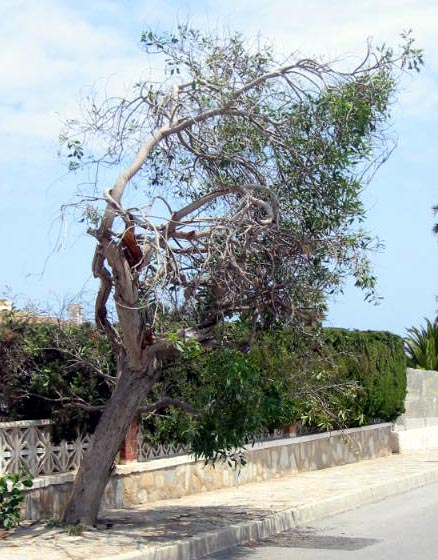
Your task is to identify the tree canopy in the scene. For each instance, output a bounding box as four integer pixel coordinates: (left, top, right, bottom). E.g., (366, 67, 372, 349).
(62, 28, 421, 336)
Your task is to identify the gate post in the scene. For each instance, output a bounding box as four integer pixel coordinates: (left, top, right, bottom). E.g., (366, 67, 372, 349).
(119, 418, 138, 463)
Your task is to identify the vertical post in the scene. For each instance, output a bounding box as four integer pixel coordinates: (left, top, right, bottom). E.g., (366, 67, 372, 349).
(284, 422, 298, 437)
(119, 418, 138, 463)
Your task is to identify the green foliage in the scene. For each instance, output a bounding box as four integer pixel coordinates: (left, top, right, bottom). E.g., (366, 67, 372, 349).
(141, 325, 383, 464)
(0, 308, 406, 464)
(65, 139, 84, 171)
(400, 29, 425, 72)
(45, 518, 84, 535)
(0, 311, 114, 438)
(323, 328, 407, 421)
(142, 344, 293, 466)
(432, 204, 438, 235)
(66, 523, 84, 536)
(0, 473, 33, 530)
(186, 349, 283, 464)
(0, 307, 406, 461)
(246, 326, 365, 431)
(405, 318, 438, 370)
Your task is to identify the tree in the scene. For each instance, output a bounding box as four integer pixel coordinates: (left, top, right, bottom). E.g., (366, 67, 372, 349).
(405, 317, 438, 370)
(59, 26, 422, 524)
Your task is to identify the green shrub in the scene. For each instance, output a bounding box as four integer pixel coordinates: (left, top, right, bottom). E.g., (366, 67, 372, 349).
(141, 344, 299, 465)
(0, 309, 406, 459)
(140, 325, 368, 463)
(0, 311, 114, 439)
(405, 318, 438, 370)
(323, 328, 407, 421)
(0, 473, 33, 529)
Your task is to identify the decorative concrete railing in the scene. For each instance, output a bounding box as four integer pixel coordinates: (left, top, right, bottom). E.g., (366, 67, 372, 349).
(0, 418, 293, 477)
(137, 437, 189, 461)
(136, 427, 286, 463)
(0, 420, 91, 476)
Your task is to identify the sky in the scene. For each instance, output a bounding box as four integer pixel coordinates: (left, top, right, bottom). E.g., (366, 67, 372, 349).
(1, 0, 437, 335)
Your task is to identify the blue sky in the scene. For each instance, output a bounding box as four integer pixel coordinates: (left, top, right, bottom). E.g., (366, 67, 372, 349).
(1, 0, 437, 335)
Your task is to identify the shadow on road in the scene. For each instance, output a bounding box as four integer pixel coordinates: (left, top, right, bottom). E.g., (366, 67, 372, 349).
(206, 528, 380, 559)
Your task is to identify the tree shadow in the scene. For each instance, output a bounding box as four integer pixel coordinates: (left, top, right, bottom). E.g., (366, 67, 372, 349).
(98, 503, 273, 543)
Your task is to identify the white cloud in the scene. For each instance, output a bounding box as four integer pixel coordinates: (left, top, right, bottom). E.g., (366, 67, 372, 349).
(0, 0, 152, 145)
(203, 0, 437, 60)
(397, 73, 438, 118)
(146, 0, 438, 118)
(1, 0, 436, 150)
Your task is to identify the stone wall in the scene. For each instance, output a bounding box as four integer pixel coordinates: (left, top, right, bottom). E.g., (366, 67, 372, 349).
(392, 368, 438, 452)
(396, 367, 438, 429)
(24, 423, 392, 520)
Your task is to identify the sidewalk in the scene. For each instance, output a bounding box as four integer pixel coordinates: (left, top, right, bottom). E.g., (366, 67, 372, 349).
(3, 450, 438, 560)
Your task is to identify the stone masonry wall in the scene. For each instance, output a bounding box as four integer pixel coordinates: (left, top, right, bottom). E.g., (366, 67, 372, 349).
(24, 423, 392, 520)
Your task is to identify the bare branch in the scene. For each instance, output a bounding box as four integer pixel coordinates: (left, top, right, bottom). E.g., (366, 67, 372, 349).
(139, 397, 194, 415)
(91, 244, 122, 350)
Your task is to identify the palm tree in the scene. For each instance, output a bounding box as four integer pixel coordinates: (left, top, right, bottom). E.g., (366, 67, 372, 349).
(405, 318, 438, 370)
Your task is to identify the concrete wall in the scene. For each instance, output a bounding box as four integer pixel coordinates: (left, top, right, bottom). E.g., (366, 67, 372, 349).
(393, 368, 438, 452)
(396, 367, 438, 429)
(24, 423, 392, 520)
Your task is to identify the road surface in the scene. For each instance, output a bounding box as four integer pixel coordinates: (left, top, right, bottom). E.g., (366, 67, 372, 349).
(208, 481, 438, 559)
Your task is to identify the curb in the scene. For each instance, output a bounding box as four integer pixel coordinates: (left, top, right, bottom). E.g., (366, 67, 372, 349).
(101, 464, 438, 560)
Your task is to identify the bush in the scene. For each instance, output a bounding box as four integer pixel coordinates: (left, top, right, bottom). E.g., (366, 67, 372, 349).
(0, 310, 406, 458)
(0, 311, 114, 439)
(141, 343, 299, 465)
(0, 473, 33, 530)
(323, 328, 407, 421)
(140, 325, 368, 462)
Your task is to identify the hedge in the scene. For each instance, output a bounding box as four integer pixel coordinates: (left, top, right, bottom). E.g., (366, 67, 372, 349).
(0, 312, 114, 439)
(0, 312, 407, 447)
(322, 328, 407, 422)
(140, 326, 407, 458)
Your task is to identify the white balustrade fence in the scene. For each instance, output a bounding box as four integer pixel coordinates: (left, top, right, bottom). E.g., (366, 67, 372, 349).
(0, 420, 91, 476)
(137, 431, 189, 461)
(0, 419, 295, 477)
(136, 427, 287, 462)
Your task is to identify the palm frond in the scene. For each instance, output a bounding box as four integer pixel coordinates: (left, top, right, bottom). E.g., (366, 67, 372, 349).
(405, 317, 438, 370)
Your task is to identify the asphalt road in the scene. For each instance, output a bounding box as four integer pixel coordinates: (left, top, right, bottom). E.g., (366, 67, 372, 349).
(207, 481, 438, 559)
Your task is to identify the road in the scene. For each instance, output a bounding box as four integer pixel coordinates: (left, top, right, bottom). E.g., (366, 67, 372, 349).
(207, 481, 438, 559)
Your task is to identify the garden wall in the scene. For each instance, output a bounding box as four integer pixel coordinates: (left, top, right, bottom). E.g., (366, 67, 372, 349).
(24, 423, 392, 520)
(392, 368, 438, 452)
(396, 367, 438, 428)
